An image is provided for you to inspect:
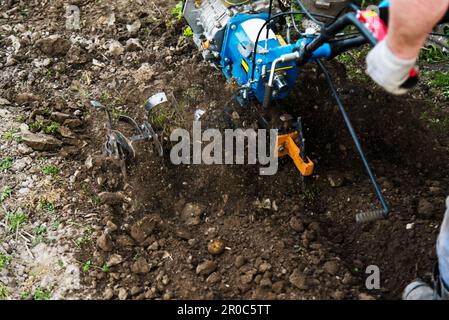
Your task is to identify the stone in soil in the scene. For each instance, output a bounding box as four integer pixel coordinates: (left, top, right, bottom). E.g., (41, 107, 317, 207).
(35, 35, 71, 56)
(289, 269, 308, 290)
(98, 192, 129, 206)
(327, 172, 345, 188)
(131, 257, 151, 274)
(323, 260, 339, 276)
(20, 131, 63, 151)
(181, 203, 204, 226)
(130, 216, 157, 244)
(107, 254, 124, 267)
(96, 233, 113, 252)
(289, 217, 304, 233)
(417, 199, 435, 218)
(196, 260, 217, 276)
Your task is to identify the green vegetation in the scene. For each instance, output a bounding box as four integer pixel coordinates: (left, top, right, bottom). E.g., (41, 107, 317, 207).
(183, 26, 193, 38)
(33, 287, 52, 300)
(429, 71, 449, 98)
(0, 157, 13, 171)
(6, 211, 27, 233)
(1, 186, 12, 202)
(82, 259, 92, 273)
(420, 44, 449, 64)
(42, 165, 60, 176)
(28, 121, 42, 132)
(304, 184, 319, 203)
(3, 130, 14, 141)
(0, 254, 12, 270)
(75, 226, 94, 248)
(101, 263, 110, 273)
(39, 199, 55, 214)
(171, 1, 183, 21)
(44, 121, 60, 135)
(33, 225, 48, 246)
(0, 285, 8, 300)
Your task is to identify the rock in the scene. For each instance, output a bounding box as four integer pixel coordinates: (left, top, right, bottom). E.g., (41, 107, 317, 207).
(126, 38, 143, 51)
(130, 216, 158, 244)
(108, 40, 124, 57)
(105, 221, 118, 233)
(0, 98, 11, 105)
(57, 126, 76, 139)
(15, 93, 39, 105)
(181, 203, 204, 226)
(12, 157, 31, 172)
(126, 20, 141, 34)
(103, 288, 114, 300)
(208, 239, 225, 256)
(35, 35, 71, 56)
(50, 112, 71, 122)
(196, 260, 217, 276)
(64, 118, 83, 129)
(107, 254, 124, 267)
(235, 255, 246, 268)
(131, 257, 150, 274)
(258, 262, 271, 273)
(116, 235, 134, 247)
(206, 272, 221, 284)
(289, 269, 308, 290)
(272, 280, 285, 293)
(323, 261, 339, 276)
(98, 192, 129, 206)
(96, 233, 113, 252)
(327, 172, 345, 188)
(174, 228, 192, 240)
(133, 63, 156, 84)
(118, 288, 128, 300)
(20, 132, 62, 151)
(260, 277, 272, 288)
(148, 241, 159, 251)
(358, 292, 376, 300)
(289, 217, 304, 233)
(417, 199, 435, 218)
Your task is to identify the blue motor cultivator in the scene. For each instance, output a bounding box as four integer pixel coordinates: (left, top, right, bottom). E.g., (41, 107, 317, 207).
(181, 0, 423, 222)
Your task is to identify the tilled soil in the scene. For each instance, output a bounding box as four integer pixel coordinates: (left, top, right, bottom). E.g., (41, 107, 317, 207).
(0, 0, 448, 300)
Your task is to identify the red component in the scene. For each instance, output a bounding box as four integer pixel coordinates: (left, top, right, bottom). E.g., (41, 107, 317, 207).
(357, 10, 388, 42)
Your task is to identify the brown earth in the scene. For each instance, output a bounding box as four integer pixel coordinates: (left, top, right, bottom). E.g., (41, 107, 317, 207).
(1, 0, 448, 300)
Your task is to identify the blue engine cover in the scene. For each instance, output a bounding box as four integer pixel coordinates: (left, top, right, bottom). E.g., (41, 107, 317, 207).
(219, 13, 332, 104)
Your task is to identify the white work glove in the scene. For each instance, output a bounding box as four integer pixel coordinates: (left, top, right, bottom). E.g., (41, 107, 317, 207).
(366, 39, 417, 95)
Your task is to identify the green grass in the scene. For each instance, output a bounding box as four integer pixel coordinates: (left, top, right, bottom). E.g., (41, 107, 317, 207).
(28, 121, 42, 132)
(44, 121, 60, 135)
(429, 71, 449, 98)
(101, 263, 110, 273)
(3, 130, 14, 141)
(0, 157, 13, 171)
(183, 26, 193, 38)
(42, 165, 60, 176)
(171, 1, 183, 21)
(1, 186, 12, 202)
(33, 287, 51, 300)
(82, 259, 92, 273)
(0, 285, 8, 300)
(6, 211, 27, 233)
(0, 254, 12, 270)
(420, 44, 449, 64)
(39, 199, 55, 214)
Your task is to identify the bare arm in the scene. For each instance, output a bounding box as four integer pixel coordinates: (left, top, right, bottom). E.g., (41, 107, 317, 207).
(388, 0, 449, 60)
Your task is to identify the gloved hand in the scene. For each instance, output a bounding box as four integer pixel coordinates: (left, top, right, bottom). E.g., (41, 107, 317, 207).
(366, 38, 417, 95)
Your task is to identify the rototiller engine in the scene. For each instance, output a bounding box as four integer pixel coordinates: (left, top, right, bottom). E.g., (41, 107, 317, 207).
(182, 0, 421, 222)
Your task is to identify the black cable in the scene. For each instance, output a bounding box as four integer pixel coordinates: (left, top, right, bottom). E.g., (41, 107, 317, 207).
(315, 59, 390, 217)
(249, 10, 335, 81)
(266, 0, 274, 43)
(294, 0, 324, 27)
